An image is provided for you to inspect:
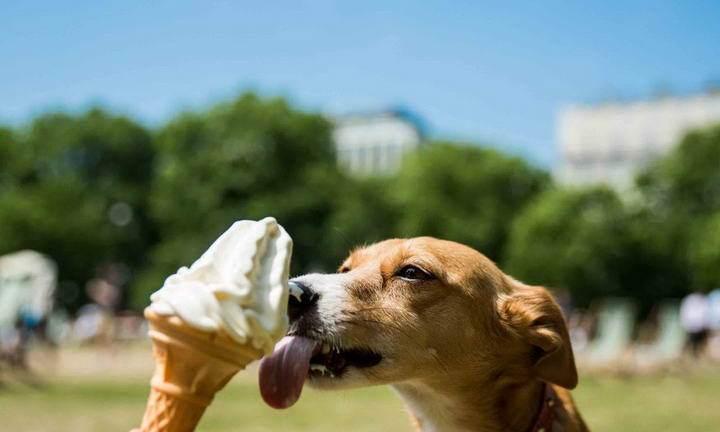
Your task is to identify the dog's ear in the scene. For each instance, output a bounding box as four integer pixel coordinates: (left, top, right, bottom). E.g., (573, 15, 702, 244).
(499, 280, 578, 389)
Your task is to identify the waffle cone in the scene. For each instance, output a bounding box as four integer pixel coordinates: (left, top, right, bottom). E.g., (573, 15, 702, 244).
(135, 309, 264, 432)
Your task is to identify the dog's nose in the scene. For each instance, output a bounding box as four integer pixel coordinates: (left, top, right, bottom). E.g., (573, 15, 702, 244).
(288, 280, 319, 322)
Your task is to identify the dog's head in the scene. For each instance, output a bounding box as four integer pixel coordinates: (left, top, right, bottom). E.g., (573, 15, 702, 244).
(287, 237, 577, 391)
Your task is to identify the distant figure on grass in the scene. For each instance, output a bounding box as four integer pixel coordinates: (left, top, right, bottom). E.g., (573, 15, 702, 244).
(706, 289, 720, 360)
(680, 292, 710, 358)
(0, 251, 57, 373)
(72, 264, 123, 345)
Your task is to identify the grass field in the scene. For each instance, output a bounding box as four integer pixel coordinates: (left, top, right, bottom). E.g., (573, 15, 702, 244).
(1, 345, 719, 431)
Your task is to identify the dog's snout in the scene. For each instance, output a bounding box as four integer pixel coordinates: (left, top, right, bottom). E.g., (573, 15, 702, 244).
(288, 280, 319, 322)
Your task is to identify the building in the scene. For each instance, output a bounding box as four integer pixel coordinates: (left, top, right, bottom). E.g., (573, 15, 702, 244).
(556, 91, 720, 189)
(333, 108, 426, 175)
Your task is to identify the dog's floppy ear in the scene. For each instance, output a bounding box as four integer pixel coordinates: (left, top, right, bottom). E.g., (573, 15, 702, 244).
(499, 280, 578, 389)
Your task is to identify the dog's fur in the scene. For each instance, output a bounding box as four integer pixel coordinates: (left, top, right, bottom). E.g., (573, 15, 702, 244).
(290, 237, 589, 432)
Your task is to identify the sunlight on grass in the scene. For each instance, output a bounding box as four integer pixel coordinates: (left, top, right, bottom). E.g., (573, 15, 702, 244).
(2, 370, 720, 431)
(574, 371, 720, 432)
(0, 373, 410, 432)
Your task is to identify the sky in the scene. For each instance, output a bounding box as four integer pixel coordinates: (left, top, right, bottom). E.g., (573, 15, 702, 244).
(2, 1, 719, 166)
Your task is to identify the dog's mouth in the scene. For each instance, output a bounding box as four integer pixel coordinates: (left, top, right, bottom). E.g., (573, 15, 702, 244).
(258, 335, 382, 409)
(309, 341, 383, 378)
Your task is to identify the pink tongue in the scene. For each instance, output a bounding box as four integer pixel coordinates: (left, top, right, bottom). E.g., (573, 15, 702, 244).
(258, 336, 319, 409)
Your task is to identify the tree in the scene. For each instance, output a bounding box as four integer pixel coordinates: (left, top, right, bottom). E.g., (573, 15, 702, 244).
(0, 127, 19, 185)
(636, 124, 720, 217)
(392, 142, 549, 261)
(688, 212, 720, 290)
(634, 124, 720, 293)
(134, 93, 342, 307)
(0, 109, 155, 310)
(321, 176, 399, 266)
(503, 187, 629, 308)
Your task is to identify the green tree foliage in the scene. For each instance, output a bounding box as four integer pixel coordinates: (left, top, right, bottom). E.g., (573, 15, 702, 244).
(0, 127, 19, 184)
(0, 126, 35, 190)
(134, 93, 342, 307)
(637, 125, 720, 216)
(504, 125, 720, 311)
(2, 92, 717, 314)
(634, 124, 720, 293)
(0, 110, 155, 309)
(689, 212, 720, 290)
(393, 142, 549, 260)
(503, 187, 629, 307)
(321, 176, 399, 266)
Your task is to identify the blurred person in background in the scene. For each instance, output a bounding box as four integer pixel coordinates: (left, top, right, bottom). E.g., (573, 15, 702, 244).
(568, 310, 595, 354)
(680, 291, 710, 358)
(0, 251, 57, 375)
(706, 288, 720, 360)
(72, 264, 122, 345)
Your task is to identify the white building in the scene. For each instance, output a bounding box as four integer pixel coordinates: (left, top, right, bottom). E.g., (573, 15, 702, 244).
(556, 91, 720, 189)
(333, 109, 425, 175)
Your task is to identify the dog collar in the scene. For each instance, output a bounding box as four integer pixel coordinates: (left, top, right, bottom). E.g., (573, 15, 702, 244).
(528, 383, 556, 432)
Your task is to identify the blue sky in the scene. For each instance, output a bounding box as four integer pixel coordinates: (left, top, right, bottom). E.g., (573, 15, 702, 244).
(2, 1, 719, 166)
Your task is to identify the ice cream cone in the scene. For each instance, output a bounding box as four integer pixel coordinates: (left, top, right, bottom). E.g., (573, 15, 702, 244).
(136, 308, 265, 432)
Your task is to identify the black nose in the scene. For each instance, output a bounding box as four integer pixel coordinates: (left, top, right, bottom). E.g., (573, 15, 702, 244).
(288, 280, 319, 322)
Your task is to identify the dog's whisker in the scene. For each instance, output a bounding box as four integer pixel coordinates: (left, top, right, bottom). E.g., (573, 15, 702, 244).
(329, 226, 354, 250)
(348, 306, 409, 315)
(428, 349, 451, 374)
(337, 317, 409, 335)
(336, 317, 450, 374)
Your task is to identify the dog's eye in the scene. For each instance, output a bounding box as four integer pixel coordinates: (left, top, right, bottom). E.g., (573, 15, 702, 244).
(339, 266, 351, 273)
(396, 265, 433, 281)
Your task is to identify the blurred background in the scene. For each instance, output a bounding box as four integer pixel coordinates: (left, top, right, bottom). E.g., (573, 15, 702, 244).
(1, 1, 719, 431)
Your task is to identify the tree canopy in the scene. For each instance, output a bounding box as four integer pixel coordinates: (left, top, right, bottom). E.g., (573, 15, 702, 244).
(133, 94, 343, 306)
(634, 124, 720, 293)
(503, 186, 629, 307)
(0, 109, 155, 308)
(0, 92, 717, 314)
(392, 142, 549, 261)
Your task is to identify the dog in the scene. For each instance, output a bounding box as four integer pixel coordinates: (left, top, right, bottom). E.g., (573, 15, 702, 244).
(265, 237, 589, 431)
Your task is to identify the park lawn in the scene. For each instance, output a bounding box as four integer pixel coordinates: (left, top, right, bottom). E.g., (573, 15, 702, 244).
(1, 370, 720, 431)
(574, 371, 720, 431)
(0, 372, 411, 432)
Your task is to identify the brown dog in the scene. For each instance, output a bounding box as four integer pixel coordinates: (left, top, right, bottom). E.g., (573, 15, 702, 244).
(259, 237, 589, 431)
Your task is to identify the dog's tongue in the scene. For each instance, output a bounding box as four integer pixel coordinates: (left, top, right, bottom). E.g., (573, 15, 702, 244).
(258, 336, 319, 409)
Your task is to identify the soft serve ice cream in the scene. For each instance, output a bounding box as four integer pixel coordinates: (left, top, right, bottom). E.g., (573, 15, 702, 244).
(149, 217, 292, 354)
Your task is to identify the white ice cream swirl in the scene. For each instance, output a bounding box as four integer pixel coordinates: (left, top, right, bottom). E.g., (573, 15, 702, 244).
(149, 217, 293, 354)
